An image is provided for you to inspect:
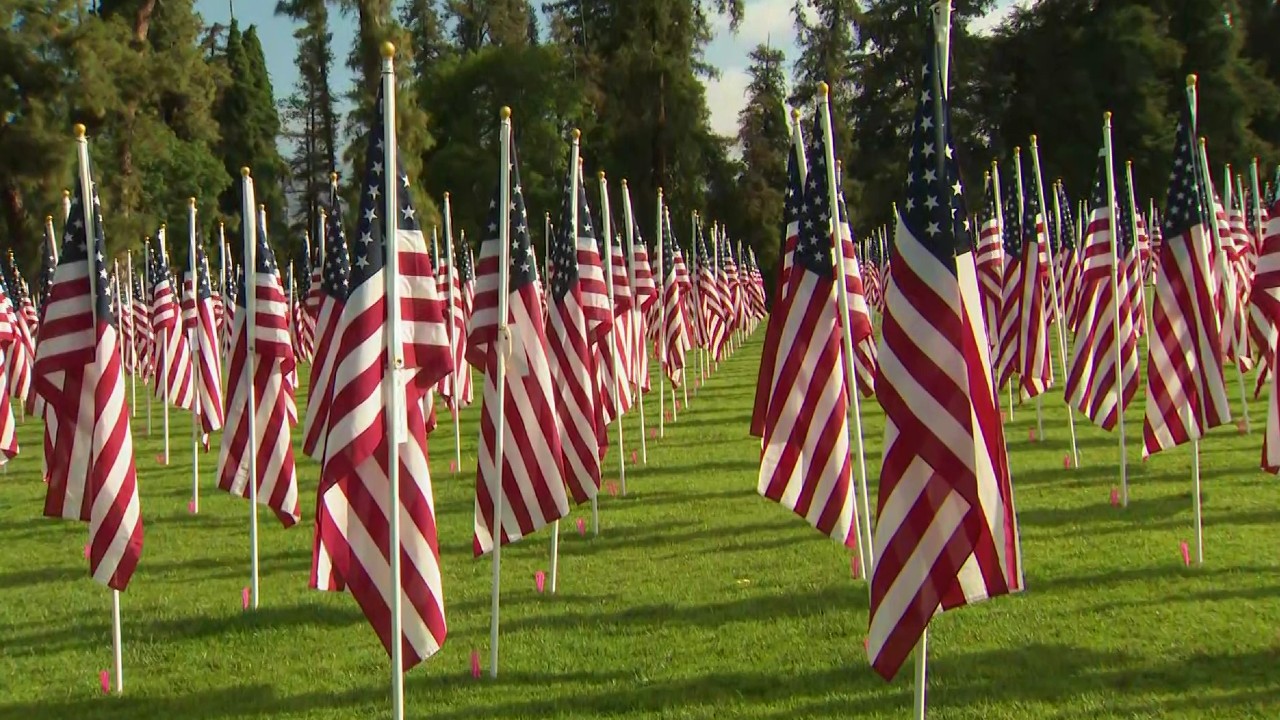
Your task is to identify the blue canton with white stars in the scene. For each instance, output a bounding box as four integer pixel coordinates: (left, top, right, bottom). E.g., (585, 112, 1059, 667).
(63, 177, 114, 323)
(484, 126, 537, 293)
(794, 113, 835, 280)
(349, 87, 421, 293)
(1162, 104, 1208, 238)
(1118, 165, 1138, 257)
(1001, 178, 1022, 257)
(236, 214, 281, 310)
(322, 181, 352, 304)
(900, 25, 971, 270)
(1057, 183, 1077, 251)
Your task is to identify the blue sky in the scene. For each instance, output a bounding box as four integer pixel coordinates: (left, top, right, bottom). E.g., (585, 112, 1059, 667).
(195, 0, 1017, 139)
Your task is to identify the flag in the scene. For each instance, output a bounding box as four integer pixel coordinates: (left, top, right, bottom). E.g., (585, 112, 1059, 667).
(1056, 183, 1083, 332)
(468, 123, 569, 556)
(303, 180, 351, 460)
(694, 222, 728, 361)
(596, 196, 634, 422)
(868, 24, 1021, 680)
(149, 230, 195, 410)
(1017, 169, 1053, 400)
(753, 138, 807, 437)
(836, 182, 877, 397)
(186, 244, 225, 438)
(1142, 99, 1231, 456)
(440, 217, 474, 410)
(36, 150, 143, 591)
(994, 180, 1022, 390)
(1064, 149, 1138, 431)
(216, 202, 300, 526)
(975, 172, 1005, 348)
(756, 102, 859, 549)
(0, 269, 18, 463)
(547, 157, 607, 505)
(659, 210, 692, 388)
(310, 88, 450, 670)
(305, 232, 322, 322)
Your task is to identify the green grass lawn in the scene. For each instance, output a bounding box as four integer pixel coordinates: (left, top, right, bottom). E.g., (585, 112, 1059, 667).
(1, 329, 1279, 719)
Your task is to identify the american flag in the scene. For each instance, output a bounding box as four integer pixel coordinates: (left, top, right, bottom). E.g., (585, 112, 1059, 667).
(694, 221, 729, 361)
(547, 160, 607, 506)
(311, 89, 450, 670)
(468, 123, 570, 556)
(305, 230, 323, 323)
(868, 25, 1021, 680)
(4, 260, 35, 413)
(130, 273, 153, 382)
(1017, 167, 1053, 400)
(975, 171, 1005, 348)
(994, 179, 1022, 390)
(659, 209, 692, 387)
(1251, 191, 1280, 398)
(0, 268, 18, 463)
(216, 198, 300, 526)
(1142, 99, 1231, 456)
(1056, 183, 1083, 332)
(836, 184, 877, 397)
(150, 230, 195, 410)
(752, 144, 807, 437)
(185, 243, 225, 439)
(1065, 148, 1139, 431)
(292, 260, 316, 364)
(440, 202, 475, 411)
(597, 194, 634, 422)
(626, 213, 656, 395)
(36, 155, 144, 591)
(1119, 168, 1149, 343)
(1218, 189, 1252, 369)
(303, 179, 350, 460)
(744, 247, 768, 318)
(756, 99, 858, 550)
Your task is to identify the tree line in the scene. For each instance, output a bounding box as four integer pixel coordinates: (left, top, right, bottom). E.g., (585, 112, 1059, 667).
(3, 0, 1278, 294)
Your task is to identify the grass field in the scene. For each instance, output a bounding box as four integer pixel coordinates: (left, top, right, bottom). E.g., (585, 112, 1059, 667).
(2, 330, 1279, 719)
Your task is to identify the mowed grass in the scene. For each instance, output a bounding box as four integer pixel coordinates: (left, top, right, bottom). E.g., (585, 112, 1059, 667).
(1, 328, 1280, 719)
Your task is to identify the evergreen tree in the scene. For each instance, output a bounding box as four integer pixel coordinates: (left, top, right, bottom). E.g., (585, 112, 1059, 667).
(278, 0, 340, 241)
(735, 44, 790, 292)
(789, 0, 859, 203)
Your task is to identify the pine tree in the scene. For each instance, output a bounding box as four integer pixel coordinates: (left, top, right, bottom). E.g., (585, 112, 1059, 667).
(736, 44, 790, 292)
(278, 0, 340, 241)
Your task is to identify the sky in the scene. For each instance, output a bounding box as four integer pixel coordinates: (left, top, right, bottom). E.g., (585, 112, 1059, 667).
(195, 0, 1018, 140)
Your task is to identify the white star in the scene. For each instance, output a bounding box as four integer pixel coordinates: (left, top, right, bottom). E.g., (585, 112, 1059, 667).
(924, 169, 936, 183)
(925, 196, 939, 210)
(402, 205, 416, 221)
(926, 222, 940, 236)
(369, 185, 380, 201)
(360, 232, 372, 245)
(922, 143, 935, 157)
(373, 161, 384, 176)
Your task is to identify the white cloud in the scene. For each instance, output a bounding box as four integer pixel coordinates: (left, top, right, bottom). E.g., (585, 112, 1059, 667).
(705, 67, 753, 138)
(969, 0, 1026, 36)
(703, 0, 801, 139)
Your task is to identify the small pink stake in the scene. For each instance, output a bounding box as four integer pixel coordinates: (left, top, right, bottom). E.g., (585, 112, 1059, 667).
(649, 428, 657, 439)
(576, 518, 586, 536)
(607, 481, 618, 497)
(187, 501, 196, 514)
(1062, 454, 1071, 469)
(449, 460, 457, 473)
(630, 450, 638, 464)
(675, 401, 681, 412)
(1027, 428, 1036, 442)
(156, 453, 168, 465)
(470, 650, 482, 679)
(850, 555, 860, 579)
(1237, 419, 1247, 434)
(83, 544, 90, 559)
(1000, 411, 1007, 422)
(534, 570, 546, 593)
(99, 670, 110, 695)
(1180, 541, 1191, 567)
(241, 587, 250, 610)
(1109, 487, 1119, 507)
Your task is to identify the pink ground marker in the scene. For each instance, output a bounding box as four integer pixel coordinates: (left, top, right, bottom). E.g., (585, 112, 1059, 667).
(241, 587, 250, 610)
(608, 482, 618, 497)
(449, 460, 457, 473)
(83, 544, 90, 559)
(1062, 455, 1071, 469)
(187, 501, 196, 514)
(99, 670, 110, 694)
(534, 571, 546, 593)
(1027, 428, 1036, 442)
(156, 454, 166, 465)
(850, 555, 860, 579)
(576, 518, 586, 536)
(630, 450, 637, 464)
(649, 428, 657, 439)
(1109, 487, 1119, 507)
(1180, 542, 1191, 566)
(470, 650, 482, 678)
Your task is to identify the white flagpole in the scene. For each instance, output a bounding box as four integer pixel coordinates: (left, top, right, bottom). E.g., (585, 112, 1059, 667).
(74, 123, 124, 696)
(990, 161, 1013, 422)
(444, 192, 463, 473)
(144, 237, 153, 437)
(817, 81, 872, 580)
(1185, 75, 1214, 566)
(1011, 148, 1045, 439)
(599, 171, 626, 512)
(1030, 137, 1079, 464)
(239, 169, 261, 610)
(490, 104, 514, 679)
(1100, 113, 1128, 505)
(657, 189, 666, 439)
(188, 199, 201, 513)
(125, 251, 137, 415)
(622, 180, 647, 469)
(62, 188, 71, 226)
(158, 225, 172, 464)
(378, 42, 408, 717)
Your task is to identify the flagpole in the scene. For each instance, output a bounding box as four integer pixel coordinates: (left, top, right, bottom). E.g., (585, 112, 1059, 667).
(159, 225, 172, 465)
(378, 42, 408, 716)
(1182, 74, 1210, 566)
(1099, 113, 1128, 506)
(599, 171, 626, 514)
(657, 188, 666, 439)
(818, 81, 873, 576)
(73, 123, 124, 696)
(62, 188, 71, 226)
(990, 162, 1014, 422)
(490, 104, 514, 680)
(1029, 137, 1078, 462)
(622, 179, 647, 468)
(126, 252, 137, 415)
(188, 199, 201, 514)
(240, 169, 261, 610)
(444, 192, 463, 474)
(1011, 148, 1044, 439)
